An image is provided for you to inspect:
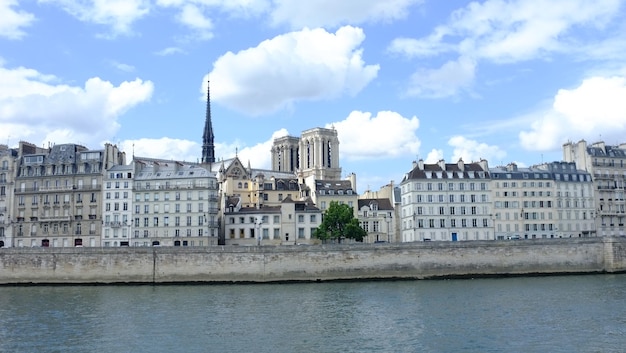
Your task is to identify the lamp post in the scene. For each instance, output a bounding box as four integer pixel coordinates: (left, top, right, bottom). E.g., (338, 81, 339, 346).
(385, 213, 392, 243)
(255, 216, 262, 246)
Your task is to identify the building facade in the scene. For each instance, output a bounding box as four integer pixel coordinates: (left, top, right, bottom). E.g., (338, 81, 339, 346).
(563, 140, 626, 236)
(102, 163, 135, 247)
(0, 145, 18, 247)
(271, 127, 341, 180)
(400, 159, 493, 242)
(539, 161, 595, 238)
(12, 142, 125, 247)
(131, 159, 219, 247)
(357, 198, 395, 243)
(223, 196, 321, 245)
(490, 162, 594, 240)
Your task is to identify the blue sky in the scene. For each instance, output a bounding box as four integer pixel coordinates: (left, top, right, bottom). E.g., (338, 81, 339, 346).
(1, 0, 626, 193)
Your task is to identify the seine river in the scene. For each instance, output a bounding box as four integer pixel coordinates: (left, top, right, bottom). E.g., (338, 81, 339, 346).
(1, 275, 625, 353)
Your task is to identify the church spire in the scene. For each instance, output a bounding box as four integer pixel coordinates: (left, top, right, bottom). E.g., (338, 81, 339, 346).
(201, 80, 215, 164)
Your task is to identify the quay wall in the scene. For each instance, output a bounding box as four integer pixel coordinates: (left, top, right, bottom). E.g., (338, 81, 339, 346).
(1, 237, 625, 284)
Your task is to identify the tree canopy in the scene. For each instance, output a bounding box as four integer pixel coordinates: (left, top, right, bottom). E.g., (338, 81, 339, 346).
(314, 201, 366, 243)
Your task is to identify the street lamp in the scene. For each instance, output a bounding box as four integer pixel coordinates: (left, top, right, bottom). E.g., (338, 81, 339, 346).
(385, 213, 392, 243)
(255, 216, 262, 246)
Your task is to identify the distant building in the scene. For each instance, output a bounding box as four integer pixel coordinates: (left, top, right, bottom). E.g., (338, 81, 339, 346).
(301, 175, 358, 215)
(13, 142, 125, 247)
(563, 140, 626, 236)
(271, 127, 341, 180)
(223, 195, 321, 245)
(131, 158, 219, 247)
(357, 198, 395, 243)
(101, 163, 135, 247)
(0, 145, 18, 247)
(359, 181, 401, 242)
(400, 159, 493, 242)
(490, 161, 594, 240)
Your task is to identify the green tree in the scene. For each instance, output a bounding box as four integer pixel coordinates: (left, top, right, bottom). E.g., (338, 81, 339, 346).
(314, 201, 366, 243)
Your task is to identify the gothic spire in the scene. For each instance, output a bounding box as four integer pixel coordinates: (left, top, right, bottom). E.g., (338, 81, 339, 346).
(201, 80, 215, 164)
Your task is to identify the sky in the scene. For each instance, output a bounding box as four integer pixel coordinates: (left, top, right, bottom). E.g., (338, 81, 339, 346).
(1, 0, 626, 194)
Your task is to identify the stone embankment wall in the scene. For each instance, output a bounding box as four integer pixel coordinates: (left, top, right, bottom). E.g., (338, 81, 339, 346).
(1, 238, 625, 285)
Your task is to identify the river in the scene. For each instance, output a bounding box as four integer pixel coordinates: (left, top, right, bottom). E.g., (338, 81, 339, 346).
(1, 274, 625, 353)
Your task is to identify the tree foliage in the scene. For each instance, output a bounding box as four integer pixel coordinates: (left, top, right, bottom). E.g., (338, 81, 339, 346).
(314, 201, 366, 243)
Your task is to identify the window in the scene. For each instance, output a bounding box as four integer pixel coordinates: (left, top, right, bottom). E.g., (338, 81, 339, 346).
(298, 215, 304, 223)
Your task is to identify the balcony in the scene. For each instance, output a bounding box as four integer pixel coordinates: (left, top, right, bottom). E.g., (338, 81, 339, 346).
(39, 216, 71, 222)
(105, 221, 124, 228)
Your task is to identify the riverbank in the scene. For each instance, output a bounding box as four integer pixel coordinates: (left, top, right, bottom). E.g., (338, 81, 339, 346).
(1, 237, 625, 284)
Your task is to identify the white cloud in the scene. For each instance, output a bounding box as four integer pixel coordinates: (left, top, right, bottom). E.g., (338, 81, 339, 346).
(207, 26, 379, 115)
(327, 110, 420, 161)
(270, 0, 420, 29)
(448, 136, 506, 164)
(390, 0, 623, 98)
(519, 75, 626, 151)
(0, 0, 35, 39)
(110, 61, 135, 72)
(223, 129, 289, 170)
(40, 0, 150, 36)
(121, 138, 200, 162)
(424, 149, 444, 163)
(177, 3, 213, 39)
(154, 47, 185, 56)
(0, 64, 153, 147)
(407, 56, 476, 98)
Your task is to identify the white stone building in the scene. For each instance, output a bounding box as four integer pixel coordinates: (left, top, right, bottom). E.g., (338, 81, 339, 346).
(223, 195, 321, 245)
(400, 159, 493, 242)
(132, 159, 219, 247)
(563, 140, 626, 236)
(0, 145, 18, 247)
(102, 163, 134, 246)
(357, 198, 395, 243)
(490, 162, 594, 240)
(12, 142, 124, 248)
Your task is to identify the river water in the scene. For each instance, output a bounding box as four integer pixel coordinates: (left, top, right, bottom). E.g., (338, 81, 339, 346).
(0, 275, 625, 353)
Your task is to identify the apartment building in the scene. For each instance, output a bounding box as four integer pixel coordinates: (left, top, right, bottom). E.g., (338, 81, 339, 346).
(359, 181, 401, 243)
(537, 161, 595, 238)
(0, 145, 18, 247)
(223, 195, 321, 245)
(490, 162, 593, 240)
(400, 159, 493, 242)
(12, 142, 124, 247)
(357, 198, 395, 243)
(131, 159, 219, 247)
(102, 163, 134, 247)
(302, 175, 359, 214)
(563, 140, 626, 236)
